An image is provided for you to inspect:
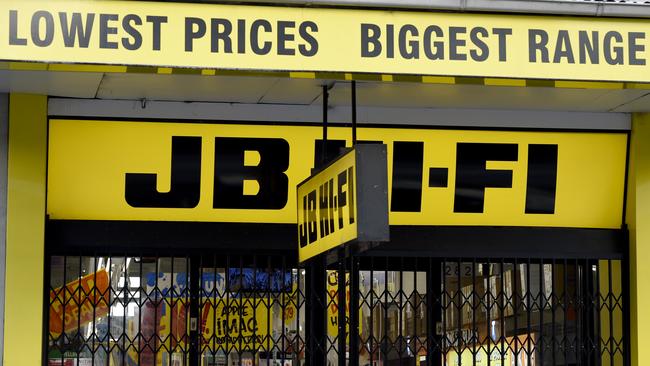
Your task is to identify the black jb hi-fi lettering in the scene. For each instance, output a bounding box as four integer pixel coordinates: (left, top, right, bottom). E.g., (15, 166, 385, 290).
(390, 141, 424, 212)
(454, 142, 518, 213)
(125, 136, 290, 209)
(319, 178, 336, 237)
(213, 137, 290, 209)
(310, 140, 557, 216)
(299, 167, 355, 248)
(453, 142, 559, 214)
(525, 144, 558, 214)
(301, 190, 318, 245)
(125, 136, 202, 208)
(337, 169, 354, 229)
(124, 135, 557, 215)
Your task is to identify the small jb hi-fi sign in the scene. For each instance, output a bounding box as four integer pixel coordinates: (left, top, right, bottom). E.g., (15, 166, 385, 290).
(297, 144, 390, 263)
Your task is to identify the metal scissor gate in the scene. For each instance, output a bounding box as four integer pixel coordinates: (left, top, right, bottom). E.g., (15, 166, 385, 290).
(46, 251, 626, 366)
(47, 252, 305, 366)
(312, 255, 627, 366)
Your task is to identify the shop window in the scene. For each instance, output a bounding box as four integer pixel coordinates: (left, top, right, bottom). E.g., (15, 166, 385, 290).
(46, 255, 624, 366)
(46, 254, 305, 366)
(344, 258, 625, 366)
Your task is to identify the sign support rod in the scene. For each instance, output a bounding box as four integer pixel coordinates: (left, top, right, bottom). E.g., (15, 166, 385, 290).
(351, 80, 357, 146)
(307, 84, 331, 366)
(321, 85, 329, 167)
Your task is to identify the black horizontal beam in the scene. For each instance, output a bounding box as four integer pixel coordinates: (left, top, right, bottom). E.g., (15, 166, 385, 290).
(371, 225, 627, 260)
(46, 219, 626, 259)
(46, 220, 297, 256)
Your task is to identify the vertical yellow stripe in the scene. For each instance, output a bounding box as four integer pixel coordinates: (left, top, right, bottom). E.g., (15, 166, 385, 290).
(628, 113, 650, 366)
(599, 260, 611, 365)
(599, 260, 624, 366)
(4, 94, 47, 366)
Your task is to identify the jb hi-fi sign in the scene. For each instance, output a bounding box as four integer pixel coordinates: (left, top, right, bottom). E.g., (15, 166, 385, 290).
(296, 145, 389, 263)
(46, 120, 627, 228)
(122, 137, 557, 213)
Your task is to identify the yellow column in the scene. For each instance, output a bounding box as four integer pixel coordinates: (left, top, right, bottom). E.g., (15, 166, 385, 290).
(628, 113, 650, 366)
(4, 94, 47, 366)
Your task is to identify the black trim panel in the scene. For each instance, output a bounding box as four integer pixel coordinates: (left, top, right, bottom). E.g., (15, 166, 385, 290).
(46, 220, 297, 255)
(372, 225, 627, 259)
(46, 220, 627, 259)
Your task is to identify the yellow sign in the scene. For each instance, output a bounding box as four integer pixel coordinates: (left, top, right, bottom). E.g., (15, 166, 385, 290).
(2, 1, 650, 82)
(201, 299, 272, 351)
(47, 119, 627, 228)
(297, 150, 358, 263)
(126, 297, 273, 365)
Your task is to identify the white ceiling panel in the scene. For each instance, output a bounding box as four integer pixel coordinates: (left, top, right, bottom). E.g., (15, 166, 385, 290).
(0, 70, 103, 98)
(259, 78, 324, 105)
(95, 73, 279, 103)
(611, 92, 650, 112)
(0, 69, 647, 113)
(48, 98, 630, 130)
(589, 89, 650, 112)
(325, 82, 624, 112)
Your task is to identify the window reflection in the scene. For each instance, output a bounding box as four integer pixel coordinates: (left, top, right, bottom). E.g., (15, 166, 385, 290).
(47, 256, 305, 366)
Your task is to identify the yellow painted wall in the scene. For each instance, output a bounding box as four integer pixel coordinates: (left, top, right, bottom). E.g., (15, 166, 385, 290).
(0, 94, 639, 366)
(628, 113, 650, 366)
(4, 94, 47, 366)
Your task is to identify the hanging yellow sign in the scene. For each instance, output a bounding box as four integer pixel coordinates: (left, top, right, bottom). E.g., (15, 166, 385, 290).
(2, 1, 650, 82)
(297, 145, 389, 263)
(298, 150, 359, 263)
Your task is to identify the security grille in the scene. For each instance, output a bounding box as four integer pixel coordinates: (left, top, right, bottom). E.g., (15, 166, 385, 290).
(196, 254, 306, 366)
(46, 254, 305, 366)
(46, 254, 625, 366)
(313, 256, 626, 366)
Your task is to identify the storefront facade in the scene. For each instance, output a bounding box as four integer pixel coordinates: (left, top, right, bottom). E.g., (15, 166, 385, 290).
(1, 1, 650, 365)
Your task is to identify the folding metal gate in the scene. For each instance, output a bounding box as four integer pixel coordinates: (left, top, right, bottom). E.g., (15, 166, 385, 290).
(310, 256, 627, 366)
(46, 252, 626, 366)
(46, 253, 306, 366)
